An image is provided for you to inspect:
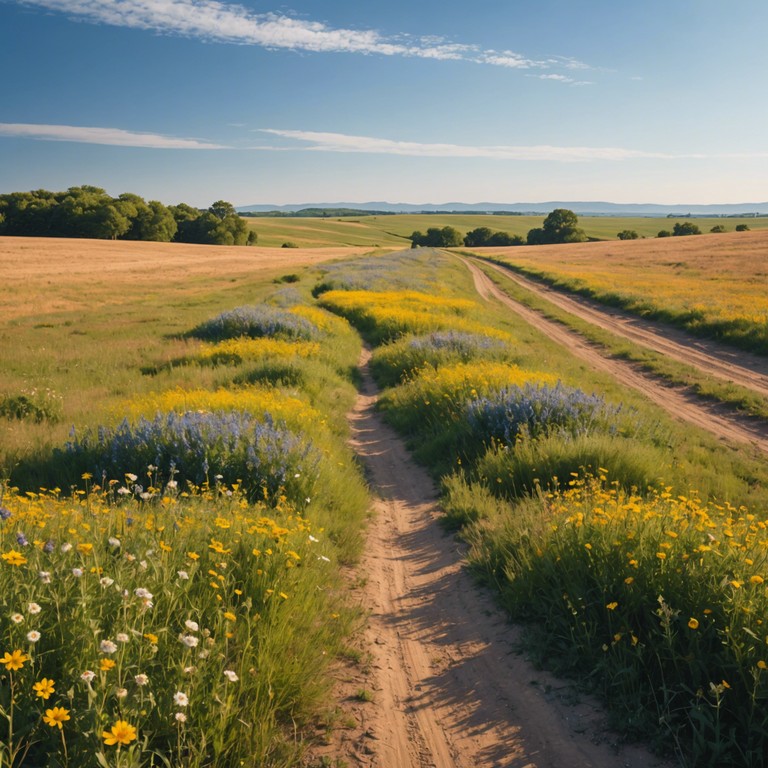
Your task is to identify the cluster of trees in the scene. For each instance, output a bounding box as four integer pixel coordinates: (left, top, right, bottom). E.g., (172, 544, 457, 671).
(0, 187, 257, 246)
(463, 227, 525, 247)
(409, 222, 545, 249)
(409, 210, 590, 249)
(657, 221, 701, 238)
(526, 209, 588, 245)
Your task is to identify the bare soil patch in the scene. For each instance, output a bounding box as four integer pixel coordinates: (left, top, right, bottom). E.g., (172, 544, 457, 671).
(308, 349, 671, 768)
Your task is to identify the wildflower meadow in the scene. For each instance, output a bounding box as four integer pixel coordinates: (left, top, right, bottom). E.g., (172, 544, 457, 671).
(4, 244, 768, 767)
(1, 270, 367, 767)
(315, 250, 768, 767)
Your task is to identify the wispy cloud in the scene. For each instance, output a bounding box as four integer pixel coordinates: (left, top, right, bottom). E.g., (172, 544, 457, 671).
(257, 129, 681, 162)
(0, 122, 227, 149)
(15, 0, 590, 78)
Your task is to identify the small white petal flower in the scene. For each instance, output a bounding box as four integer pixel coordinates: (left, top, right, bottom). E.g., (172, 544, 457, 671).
(26, 630, 41, 643)
(184, 620, 199, 632)
(174, 712, 187, 723)
(125, 473, 138, 482)
(177, 570, 189, 580)
(180, 634, 199, 648)
(223, 670, 239, 682)
(108, 537, 121, 548)
(100, 640, 118, 654)
(116, 633, 130, 643)
(38, 571, 52, 583)
(11, 613, 24, 624)
(72, 567, 83, 577)
(27, 602, 42, 615)
(308, 535, 319, 543)
(60, 542, 72, 553)
(81, 670, 96, 683)
(100, 577, 115, 588)
(139, 560, 148, 570)
(166, 480, 178, 489)
(116, 687, 128, 699)
(134, 674, 149, 686)
(134, 588, 153, 600)
(173, 691, 189, 707)
(117, 487, 131, 495)
(183, 665, 196, 675)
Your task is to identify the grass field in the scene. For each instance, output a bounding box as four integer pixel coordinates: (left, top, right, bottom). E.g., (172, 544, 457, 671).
(4, 237, 768, 766)
(245, 213, 768, 248)
(471, 230, 768, 353)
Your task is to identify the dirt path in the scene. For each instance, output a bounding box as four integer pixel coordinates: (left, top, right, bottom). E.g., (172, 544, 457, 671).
(459, 256, 768, 455)
(476, 257, 768, 399)
(310, 349, 671, 768)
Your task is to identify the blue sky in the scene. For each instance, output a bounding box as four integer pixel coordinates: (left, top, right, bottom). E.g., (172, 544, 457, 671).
(1, 0, 767, 207)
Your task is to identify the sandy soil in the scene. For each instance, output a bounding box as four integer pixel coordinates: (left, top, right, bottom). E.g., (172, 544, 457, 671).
(460, 257, 768, 455)
(308, 349, 672, 768)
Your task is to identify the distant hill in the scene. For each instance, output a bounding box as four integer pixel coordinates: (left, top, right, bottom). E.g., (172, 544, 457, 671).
(237, 201, 768, 217)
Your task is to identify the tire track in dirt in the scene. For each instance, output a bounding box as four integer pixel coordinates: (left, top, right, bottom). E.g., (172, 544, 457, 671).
(310, 348, 672, 768)
(459, 256, 768, 455)
(475, 257, 768, 399)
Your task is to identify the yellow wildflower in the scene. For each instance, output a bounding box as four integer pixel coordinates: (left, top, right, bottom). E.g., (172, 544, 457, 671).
(103, 720, 137, 746)
(1, 649, 29, 671)
(43, 706, 70, 729)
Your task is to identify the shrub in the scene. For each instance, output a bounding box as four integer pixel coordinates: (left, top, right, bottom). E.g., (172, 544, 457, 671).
(672, 221, 701, 236)
(189, 305, 318, 342)
(466, 381, 623, 445)
(0, 389, 62, 423)
(475, 433, 665, 499)
(617, 230, 639, 240)
(63, 411, 318, 503)
(370, 331, 513, 387)
(736, 224, 750, 231)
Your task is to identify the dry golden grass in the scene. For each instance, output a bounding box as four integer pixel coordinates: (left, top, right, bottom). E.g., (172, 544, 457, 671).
(479, 231, 768, 348)
(0, 236, 368, 322)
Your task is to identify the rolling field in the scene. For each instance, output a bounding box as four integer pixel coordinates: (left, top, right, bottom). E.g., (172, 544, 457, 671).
(3, 237, 768, 766)
(473, 230, 768, 353)
(245, 213, 768, 248)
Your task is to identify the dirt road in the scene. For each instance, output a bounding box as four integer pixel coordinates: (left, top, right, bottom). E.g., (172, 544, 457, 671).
(459, 256, 768, 455)
(476, 258, 768, 399)
(310, 349, 671, 768)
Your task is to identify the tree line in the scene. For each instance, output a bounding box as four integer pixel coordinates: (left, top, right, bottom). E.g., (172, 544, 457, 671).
(0, 186, 257, 245)
(409, 208, 588, 248)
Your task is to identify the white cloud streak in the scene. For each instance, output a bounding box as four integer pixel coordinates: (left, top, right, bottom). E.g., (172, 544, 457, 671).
(15, 0, 590, 77)
(0, 122, 227, 148)
(258, 129, 683, 162)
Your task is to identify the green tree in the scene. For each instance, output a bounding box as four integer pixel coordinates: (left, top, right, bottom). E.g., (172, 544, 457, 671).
(209, 200, 237, 220)
(617, 230, 639, 240)
(657, 230, 672, 238)
(672, 221, 701, 236)
(131, 200, 177, 242)
(464, 227, 494, 247)
(527, 209, 587, 245)
(735, 224, 750, 231)
(93, 204, 131, 239)
(487, 231, 524, 246)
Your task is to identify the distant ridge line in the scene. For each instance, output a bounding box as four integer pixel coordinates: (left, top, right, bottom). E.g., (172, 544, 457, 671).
(237, 200, 768, 217)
